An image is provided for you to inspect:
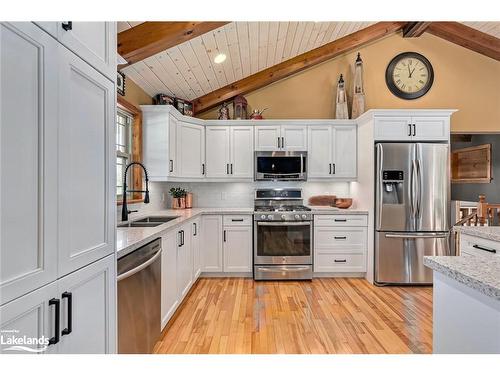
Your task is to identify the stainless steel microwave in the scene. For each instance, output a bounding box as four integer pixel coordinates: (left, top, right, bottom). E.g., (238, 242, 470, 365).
(254, 151, 307, 181)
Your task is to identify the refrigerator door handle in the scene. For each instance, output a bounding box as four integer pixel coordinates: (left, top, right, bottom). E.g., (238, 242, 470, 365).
(410, 159, 417, 218)
(416, 159, 422, 218)
(377, 144, 384, 229)
(384, 233, 449, 239)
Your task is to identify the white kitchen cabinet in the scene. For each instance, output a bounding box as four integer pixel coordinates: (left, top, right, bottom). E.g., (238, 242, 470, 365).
(206, 126, 253, 179)
(0, 280, 59, 354)
(460, 233, 500, 258)
(177, 121, 205, 179)
(57, 254, 116, 354)
(205, 127, 231, 178)
(374, 115, 449, 141)
(201, 215, 223, 272)
(255, 125, 307, 151)
(0, 255, 115, 354)
(177, 222, 193, 300)
(168, 114, 178, 177)
(308, 124, 357, 179)
(161, 230, 179, 330)
(223, 225, 253, 272)
(0, 22, 59, 305)
(57, 44, 116, 277)
(57, 22, 116, 81)
(191, 218, 202, 279)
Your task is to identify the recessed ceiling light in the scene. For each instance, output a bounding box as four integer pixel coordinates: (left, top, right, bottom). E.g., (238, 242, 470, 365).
(214, 53, 226, 64)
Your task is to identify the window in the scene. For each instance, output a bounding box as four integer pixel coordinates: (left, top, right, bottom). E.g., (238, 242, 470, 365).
(116, 109, 133, 198)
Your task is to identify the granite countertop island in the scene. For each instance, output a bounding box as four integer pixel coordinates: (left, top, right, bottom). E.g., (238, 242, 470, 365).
(453, 225, 500, 242)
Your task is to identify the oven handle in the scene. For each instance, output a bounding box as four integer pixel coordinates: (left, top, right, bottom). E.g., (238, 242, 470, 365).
(257, 266, 311, 272)
(257, 221, 311, 226)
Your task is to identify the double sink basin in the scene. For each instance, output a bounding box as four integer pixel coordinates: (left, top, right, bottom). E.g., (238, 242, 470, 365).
(117, 215, 179, 228)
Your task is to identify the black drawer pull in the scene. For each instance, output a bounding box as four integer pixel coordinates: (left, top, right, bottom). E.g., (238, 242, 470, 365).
(62, 292, 72, 336)
(193, 222, 197, 236)
(231, 219, 244, 222)
(334, 259, 347, 263)
(169, 160, 173, 172)
(223, 230, 226, 242)
(472, 244, 497, 254)
(334, 236, 347, 240)
(48, 298, 60, 345)
(334, 219, 347, 222)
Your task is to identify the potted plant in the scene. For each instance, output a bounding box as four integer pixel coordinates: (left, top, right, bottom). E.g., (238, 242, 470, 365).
(169, 187, 187, 209)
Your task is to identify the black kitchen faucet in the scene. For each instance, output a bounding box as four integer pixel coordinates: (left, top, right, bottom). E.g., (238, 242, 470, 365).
(121, 162, 150, 222)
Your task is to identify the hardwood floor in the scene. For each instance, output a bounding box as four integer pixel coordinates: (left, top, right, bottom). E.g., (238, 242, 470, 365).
(154, 278, 433, 354)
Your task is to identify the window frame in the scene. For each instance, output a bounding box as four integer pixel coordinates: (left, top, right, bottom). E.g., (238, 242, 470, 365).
(117, 96, 143, 205)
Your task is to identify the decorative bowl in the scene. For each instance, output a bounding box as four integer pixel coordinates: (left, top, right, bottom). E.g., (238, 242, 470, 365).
(335, 198, 353, 209)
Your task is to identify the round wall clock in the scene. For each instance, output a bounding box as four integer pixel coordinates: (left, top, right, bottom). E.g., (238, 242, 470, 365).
(385, 52, 434, 100)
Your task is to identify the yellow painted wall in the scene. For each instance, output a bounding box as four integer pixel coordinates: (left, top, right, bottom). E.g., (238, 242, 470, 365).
(198, 32, 500, 133)
(121, 76, 153, 107)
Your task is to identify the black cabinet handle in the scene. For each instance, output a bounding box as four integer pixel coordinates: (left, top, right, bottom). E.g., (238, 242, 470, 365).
(334, 218, 347, 222)
(61, 292, 72, 336)
(334, 259, 347, 263)
(230, 163, 233, 174)
(226, 163, 229, 174)
(334, 236, 347, 240)
(277, 137, 280, 148)
(231, 219, 244, 222)
(329, 163, 332, 174)
(61, 21, 72, 31)
(178, 231, 182, 247)
(412, 123, 416, 136)
(472, 244, 497, 253)
(169, 160, 173, 173)
(48, 298, 60, 345)
(332, 163, 336, 174)
(408, 124, 412, 136)
(193, 223, 197, 236)
(181, 230, 185, 246)
(202, 163, 205, 175)
(223, 230, 226, 242)
(281, 137, 285, 148)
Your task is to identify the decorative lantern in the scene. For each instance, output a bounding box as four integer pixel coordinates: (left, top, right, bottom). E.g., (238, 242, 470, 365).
(351, 53, 366, 119)
(233, 95, 248, 120)
(335, 74, 349, 119)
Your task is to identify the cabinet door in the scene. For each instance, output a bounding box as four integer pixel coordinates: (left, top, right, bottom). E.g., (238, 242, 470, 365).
(57, 254, 116, 354)
(0, 280, 58, 354)
(201, 215, 223, 272)
(0, 22, 58, 304)
(281, 125, 307, 151)
(168, 114, 178, 177)
(374, 117, 412, 141)
(307, 126, 333, 178)
(412, 116, 449, 141)
(161, 230, 179, 329)
(57, 22, 116, 80)
(191, 219, 202, 280)
(177, 224, 193, 300)
(332, 125, 357, 178)
(178, 121, 205, 178)
(205, 127, 230, 178)
(254, 126, 280, 151)
(58, 46, 115, 277)
(230, 126, 253, 178)
(223, 226, 253, 272)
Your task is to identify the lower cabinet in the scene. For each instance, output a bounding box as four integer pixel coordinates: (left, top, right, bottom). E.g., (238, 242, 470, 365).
(160, 230, 179, 330)
(313, 215, 368, 273)
(201, 215, 224, 272)
(0, 254, 116, 354)
(223, 226, 253, 272)
(176, 222, 193, 300)
(192, 218, 202, 279)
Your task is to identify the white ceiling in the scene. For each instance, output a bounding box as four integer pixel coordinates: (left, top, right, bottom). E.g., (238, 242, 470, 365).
(118, 21, 500, 101)
(120, 22, 375, 100)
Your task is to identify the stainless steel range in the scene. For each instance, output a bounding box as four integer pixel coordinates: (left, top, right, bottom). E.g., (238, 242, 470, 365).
(253, 188, 313, 280)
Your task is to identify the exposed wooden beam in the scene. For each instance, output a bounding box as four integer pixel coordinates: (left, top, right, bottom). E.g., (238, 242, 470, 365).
(193, 22, 406, 114)
(118, 21, 229, 65)
(427, 22, 500, 61)
(403, 22, 431, 37)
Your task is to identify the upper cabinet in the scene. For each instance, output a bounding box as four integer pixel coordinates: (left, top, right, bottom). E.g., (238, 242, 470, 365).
(34, 22, 116, 80)
(177, 121, 205, 178)
(255, 124, 307, 151)
(308, 124, 357, 179)
(374, 115, 450, 141)
(205, 126, 253, 179)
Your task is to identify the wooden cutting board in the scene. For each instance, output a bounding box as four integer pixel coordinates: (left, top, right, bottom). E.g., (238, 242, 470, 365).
(308, 195, 337, 206)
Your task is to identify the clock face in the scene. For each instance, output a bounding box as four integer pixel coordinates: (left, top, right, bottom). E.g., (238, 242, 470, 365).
(385, 52, 434, 100)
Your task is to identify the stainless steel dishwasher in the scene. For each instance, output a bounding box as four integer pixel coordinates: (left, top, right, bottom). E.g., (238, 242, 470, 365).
(117, 238, 161, 354)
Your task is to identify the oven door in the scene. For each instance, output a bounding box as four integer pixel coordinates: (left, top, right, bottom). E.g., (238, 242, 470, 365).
(254, 221, 312, 265)
(255, 152, 307, 181)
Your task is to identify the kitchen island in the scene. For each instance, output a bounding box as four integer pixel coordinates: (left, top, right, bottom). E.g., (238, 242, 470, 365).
(424, 226, 500, 354)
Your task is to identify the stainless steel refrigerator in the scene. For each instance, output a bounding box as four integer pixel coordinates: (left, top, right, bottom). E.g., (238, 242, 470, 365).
(375, 143, 451, 285)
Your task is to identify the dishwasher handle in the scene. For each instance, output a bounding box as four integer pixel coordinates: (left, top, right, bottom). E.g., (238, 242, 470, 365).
(117, 249, 162, 282)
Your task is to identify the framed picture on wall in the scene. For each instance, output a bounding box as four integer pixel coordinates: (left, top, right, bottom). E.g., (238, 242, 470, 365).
(117, 71, 126, 96)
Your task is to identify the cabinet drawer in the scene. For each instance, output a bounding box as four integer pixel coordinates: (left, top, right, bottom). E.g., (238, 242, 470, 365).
(314, 253, 366, 272)
(314, 227, 367, 253)
(314, 215, 367, 227)
(223, 215, 252, 226)
(460, 234, 500, 258)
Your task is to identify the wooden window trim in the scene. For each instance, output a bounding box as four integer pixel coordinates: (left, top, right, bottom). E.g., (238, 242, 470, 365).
(117, 96, 144, 203)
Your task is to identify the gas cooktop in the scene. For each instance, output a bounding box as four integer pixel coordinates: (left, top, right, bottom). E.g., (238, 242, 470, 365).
(255, 205, 311, 212)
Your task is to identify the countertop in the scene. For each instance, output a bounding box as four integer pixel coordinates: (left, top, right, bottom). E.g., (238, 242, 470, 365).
(453, 225, 500, 242)
(424, 255, 500, 300)
(116, 207, 369, 258)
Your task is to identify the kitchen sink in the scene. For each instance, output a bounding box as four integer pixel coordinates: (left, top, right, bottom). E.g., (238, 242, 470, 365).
(117, 222, 164, 228)
(134, 216, 179, 223)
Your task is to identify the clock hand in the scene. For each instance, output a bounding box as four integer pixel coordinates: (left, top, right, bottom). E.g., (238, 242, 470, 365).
(408, 64, 411, 77)
(409, 67, 416, 78)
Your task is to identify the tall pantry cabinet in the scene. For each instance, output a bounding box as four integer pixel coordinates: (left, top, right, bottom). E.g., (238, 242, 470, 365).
(0, 22, 117, 354)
